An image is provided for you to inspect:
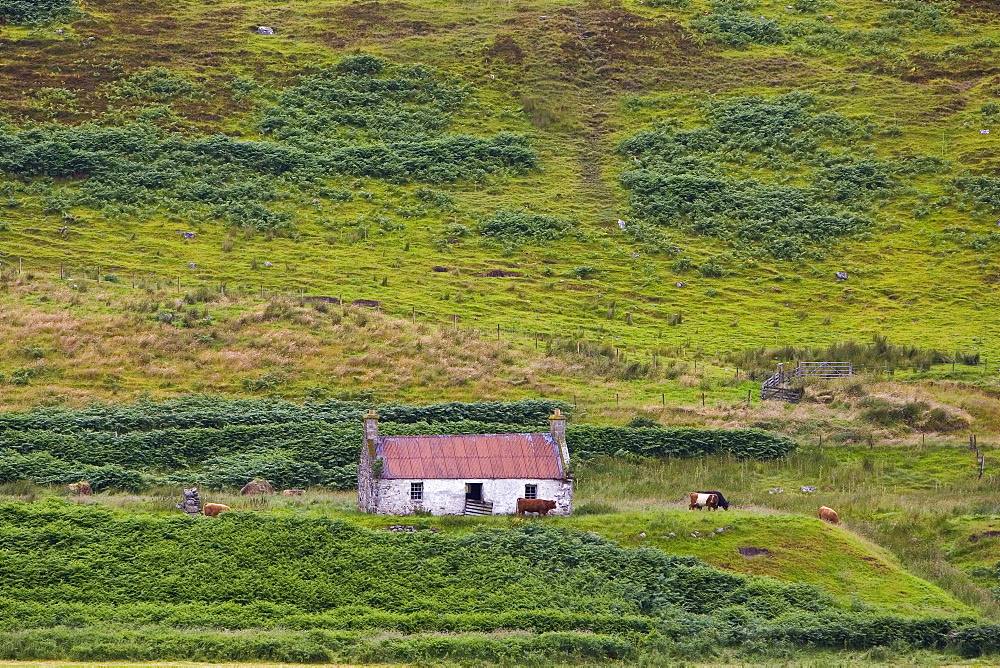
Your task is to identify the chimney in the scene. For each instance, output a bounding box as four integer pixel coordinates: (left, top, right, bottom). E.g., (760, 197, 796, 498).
(363, 409, 379, 458)
(549, 408, 570, 471)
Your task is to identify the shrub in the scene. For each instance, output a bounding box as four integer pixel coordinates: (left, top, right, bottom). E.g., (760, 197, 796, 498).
(949, 625, 1000, 658)
(0, 58, 537, 236)
(0, 0, 79, 24)
(694, 12, 785, 46)
(110, 68, 199, 101)
(859, 398, 927, 428)
(0, 399, 792, 493)
(479, 210, 572, 243)
(567, 426, 795, 460)
(618, 93, 881, 258)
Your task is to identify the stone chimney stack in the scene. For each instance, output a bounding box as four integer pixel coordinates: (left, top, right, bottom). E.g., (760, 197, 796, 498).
(363, 409, 379, 458)
(549, 408, 570, 471)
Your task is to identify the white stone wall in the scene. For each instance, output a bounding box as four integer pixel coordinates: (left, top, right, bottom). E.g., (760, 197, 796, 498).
(373, 478, 573, 516)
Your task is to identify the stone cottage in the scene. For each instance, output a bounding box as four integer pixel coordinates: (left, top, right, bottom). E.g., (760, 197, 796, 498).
(358, 409, 572, 516)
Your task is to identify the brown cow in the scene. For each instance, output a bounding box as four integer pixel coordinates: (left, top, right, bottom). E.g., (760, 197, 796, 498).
(819, 506, 840, 525)
(203, 503, 231, 517)
(689, 492, 719, 511)
(68, 481, 92, 496)
(282, 489, 305, 496)
(516, 498, 557, 516)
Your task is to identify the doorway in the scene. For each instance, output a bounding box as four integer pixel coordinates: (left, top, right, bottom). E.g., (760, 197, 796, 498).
(465, 482, 483, 501)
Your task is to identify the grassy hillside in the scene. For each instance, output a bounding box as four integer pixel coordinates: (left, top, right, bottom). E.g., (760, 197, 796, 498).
(0, 0, 999, 375)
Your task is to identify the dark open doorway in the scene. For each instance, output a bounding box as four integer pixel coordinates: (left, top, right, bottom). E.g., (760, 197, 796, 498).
(465, 482, 483, 501)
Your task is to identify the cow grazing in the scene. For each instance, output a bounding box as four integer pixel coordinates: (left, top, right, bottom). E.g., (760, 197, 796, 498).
(516, 498, 557, 516)
(203, 503, 231, 517)
(819, 506, 840, 525)
(689, 492, 719, 511)
(68, 481, 92, 496)
(283, 489, 305, 496)
(697, 490, 730, 510)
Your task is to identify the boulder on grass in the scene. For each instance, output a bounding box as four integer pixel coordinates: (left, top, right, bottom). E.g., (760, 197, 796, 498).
(240, 479, 274, 495)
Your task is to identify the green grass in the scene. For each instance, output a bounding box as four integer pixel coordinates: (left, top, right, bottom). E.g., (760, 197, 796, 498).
(572, 440, 1000, 617)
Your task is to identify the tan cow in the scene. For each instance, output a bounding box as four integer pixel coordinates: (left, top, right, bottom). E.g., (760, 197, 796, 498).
(68, 481, 92, 496)
(819, 506, 840, 525)
(203, 503, 231, 517)
(282, 489, 305, 496)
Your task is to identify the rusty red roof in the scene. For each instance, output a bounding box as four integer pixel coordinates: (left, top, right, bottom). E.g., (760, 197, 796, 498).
(376, 433, 564, 479)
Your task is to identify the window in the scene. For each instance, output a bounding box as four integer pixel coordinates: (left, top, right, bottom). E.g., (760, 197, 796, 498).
(524, 484, 537, 499)
(410, 482, 423, 501)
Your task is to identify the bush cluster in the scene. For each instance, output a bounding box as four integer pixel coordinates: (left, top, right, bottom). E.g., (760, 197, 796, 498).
(0, 0, 78, 24)
(694, 10, 785, 46)
(682, 0, 954, 52)
(618, 93, 887, 259)
(567, 426, 795, 460)
(0, 397, 569, 433)
(0, 56, 537, 234)
(478, 209, 573, 243)
(0, 511, 986, 662)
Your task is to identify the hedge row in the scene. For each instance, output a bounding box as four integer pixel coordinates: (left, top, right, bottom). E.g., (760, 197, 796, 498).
(0, 419, 794, 490)
(567, 426, 795, 460)
(1, 623, 992, 664)
(0, 398, 569, 434)
(0, 421, 793, 470)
